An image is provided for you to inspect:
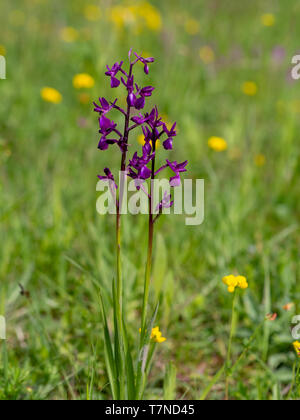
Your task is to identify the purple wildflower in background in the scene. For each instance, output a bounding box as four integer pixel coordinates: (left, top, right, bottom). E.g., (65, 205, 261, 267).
(271, 45, 286, 66)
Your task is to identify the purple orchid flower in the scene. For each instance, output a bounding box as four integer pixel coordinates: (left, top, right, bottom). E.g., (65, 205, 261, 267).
(98, 167, 118, 189)
(134, 85, 155, 110)
(99, 115, 117, 133)
(131, 113, 149, 125)
(93, 98, 117, 114)
(162, 122, 177, 150)
(128, 150, 155, 185)
(156, 191, 174, 212)
(167, 160, 188, 187)
(105, 61, 123, 88)
(134, 53, 155, 74)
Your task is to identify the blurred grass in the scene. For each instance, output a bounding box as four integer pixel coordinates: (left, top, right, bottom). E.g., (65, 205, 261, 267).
(0, 0, 299, 400)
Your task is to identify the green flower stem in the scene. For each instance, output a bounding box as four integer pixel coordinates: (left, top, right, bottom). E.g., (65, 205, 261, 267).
(225, 289, 238, 400)
(141, 134, 157, 332)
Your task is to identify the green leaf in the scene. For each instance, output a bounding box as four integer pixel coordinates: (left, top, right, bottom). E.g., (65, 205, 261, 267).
(99, 292, 119, 400)
(123, 319, 136, 400)
(163, 362, 177, 400)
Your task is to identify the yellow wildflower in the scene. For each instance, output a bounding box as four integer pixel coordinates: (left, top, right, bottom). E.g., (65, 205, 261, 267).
(236, 276, 249, 289)
(109, 3, 162, 32)
(199, 46, 215, 64)
(223, 275, 248, 293)
(254, 154, 266, 167)
(109, 6, 136, 30)
(208, 137, 228, 152)
(151, 326, 167, 343)
(139, 3, 162, 32)
(60, 27, 79, 43)
(40, 87, 62, 104)
(242, 81, 258, 96)
(293, 341, 300, 357)
(73, 73, 95, 89)
(84, 5, 101, 22)
(184, 18, 200, 35)
(261, 14, 275, 27)
(139, 326, 166, 343)
(0, 45, 6, 56)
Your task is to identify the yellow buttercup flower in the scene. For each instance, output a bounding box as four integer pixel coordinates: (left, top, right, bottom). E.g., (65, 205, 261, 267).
(139, 326, 166, 343)
(40, 87, 62, 104)
(293, 341, 300, 357)
(261, 13, 275, 27)
(208, 137, 228, 152)
(151, 326, 167, 343)
(109, 3, 162, 32)
(73, 73, 95, 89)
(60, 27, 79, 43)
(254, 154, 266, 167)
(199, 46, 215, 64)
(184, 18, 200, 35)
(223, 275, 248, 293)
(0, 45, 6, 56)
(242, 81, 258, 96)
(84, 5, 101, 22)
(138, 3, 162, 31)
(236, 276, 248, 290)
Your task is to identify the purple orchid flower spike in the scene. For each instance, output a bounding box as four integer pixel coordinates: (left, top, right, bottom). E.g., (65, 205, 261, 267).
(94, 49, 188, 205)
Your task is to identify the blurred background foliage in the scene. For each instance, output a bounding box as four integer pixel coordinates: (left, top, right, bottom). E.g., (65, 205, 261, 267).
(0, 0, 299, 400)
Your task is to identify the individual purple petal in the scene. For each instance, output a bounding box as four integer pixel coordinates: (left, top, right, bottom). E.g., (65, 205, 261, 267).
(140, 86, 155, 97)
(135, 97, 146, 110)
(170, 174, 181, 187)
(131, 113, 147, 125)
(111, 76, 120, 88)
(127, 93, 137, 106)
(140, 166, 152, 179)
(163, 138, 173, 150)
(156, 192, 174, 211)
(143, 142, 152, 155)
(99, 115, 115, 131)
(98, 137, 109, 150)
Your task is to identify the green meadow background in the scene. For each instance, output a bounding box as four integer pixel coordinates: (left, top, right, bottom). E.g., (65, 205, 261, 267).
(0, 0, 299, 400)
